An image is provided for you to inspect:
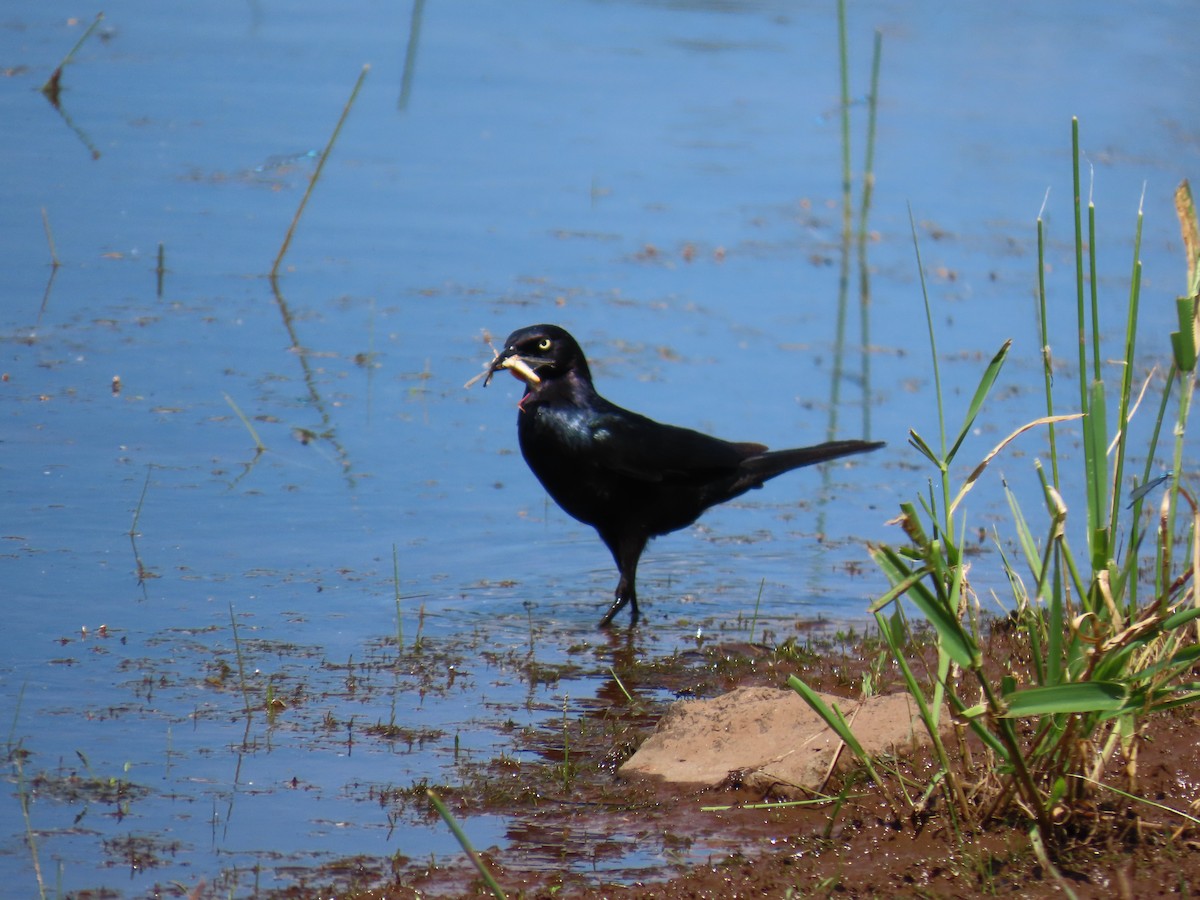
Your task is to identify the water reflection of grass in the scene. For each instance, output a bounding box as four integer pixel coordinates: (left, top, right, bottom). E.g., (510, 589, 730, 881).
(827, 6, 882, 447)
(127, 463, 158, 596)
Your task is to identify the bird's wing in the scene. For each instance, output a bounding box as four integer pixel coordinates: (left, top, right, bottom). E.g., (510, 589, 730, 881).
(589, 410, 765, 483)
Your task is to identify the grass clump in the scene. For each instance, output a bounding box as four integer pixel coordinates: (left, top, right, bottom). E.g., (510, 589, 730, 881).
(792, 120, 1200, 869)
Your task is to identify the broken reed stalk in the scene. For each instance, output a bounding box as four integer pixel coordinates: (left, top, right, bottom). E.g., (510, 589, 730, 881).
(749, 577, 765, 642)
(393, 543, 404, 650)
(40, 11, 105, 104)
(559, 695, 572, 791)
(228, 603, 254, 716)
(40, 207, 59, 268)
(13, 749, 46, 900)
(37, 208, 61, 327)
(129, 464, 153, 537)
(223, 392, 266, 453)
(7, 685, 44, 899)
(270, 64, 370, 284)
(156, 242, 166, 297)
(127, 463, 156, 585)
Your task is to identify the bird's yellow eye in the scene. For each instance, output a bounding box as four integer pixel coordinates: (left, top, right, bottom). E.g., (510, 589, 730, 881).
(538, 338, 552, 350)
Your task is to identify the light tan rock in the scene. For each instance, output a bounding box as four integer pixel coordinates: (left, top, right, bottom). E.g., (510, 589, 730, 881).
(619, 686, 935, 798)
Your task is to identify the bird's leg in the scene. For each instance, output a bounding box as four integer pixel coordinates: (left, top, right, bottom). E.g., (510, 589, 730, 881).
(598, 534, 646, 628)
(598, 578, 637, 628)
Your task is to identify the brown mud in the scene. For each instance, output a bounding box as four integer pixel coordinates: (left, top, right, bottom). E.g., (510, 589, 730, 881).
(258, 626, 1200, 899)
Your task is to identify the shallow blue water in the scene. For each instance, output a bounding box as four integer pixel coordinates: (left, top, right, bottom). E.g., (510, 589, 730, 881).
(2, 1, 1198, 894)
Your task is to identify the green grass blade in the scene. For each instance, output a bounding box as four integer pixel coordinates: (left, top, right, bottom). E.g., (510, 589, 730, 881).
(1085, 378, 1110, 574)
(1002, 478, 1041, 584)
(1130, 644, 1200, 684)
(869, 545, 976, 668)
(909, 206, 947, 464)
(867, 556, 926, 614)
(1036, 191, 1062, 488)
(787, 676, 885, 788)
(1108, 189, 1145, 540)
(271, 64, 370, 284)
(903, 589, 975, 669)
(1171, 295, 1198, 371)
(1071, 117, 1089, 417)
(427, 789, 507, 899)
(1088, 193, 1102, 383)
(1163, 606, 1200, 631)
(1001, 681, 1128, 717)
(1073, 774, 1200, 826)
(907, 429, 941, 467)
(1145, 688, 1200, 714)
(947, 692, 1011, 760)
(945, 340, 1011, 464)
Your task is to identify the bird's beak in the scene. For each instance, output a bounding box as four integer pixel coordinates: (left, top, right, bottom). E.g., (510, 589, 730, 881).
(475, 347, 545, 389)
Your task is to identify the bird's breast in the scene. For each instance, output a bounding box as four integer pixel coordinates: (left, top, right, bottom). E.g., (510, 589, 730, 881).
(520, 403, 597, 455)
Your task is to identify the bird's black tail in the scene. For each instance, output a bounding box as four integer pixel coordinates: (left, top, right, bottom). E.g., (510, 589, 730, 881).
(742, 439, 884, 481)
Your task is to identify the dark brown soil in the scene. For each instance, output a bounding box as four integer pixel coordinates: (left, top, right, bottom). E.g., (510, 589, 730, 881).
(272, 628, 1200, 899)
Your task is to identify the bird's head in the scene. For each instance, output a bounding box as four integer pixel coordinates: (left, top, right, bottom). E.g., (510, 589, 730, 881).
(481, 324, 591, 389)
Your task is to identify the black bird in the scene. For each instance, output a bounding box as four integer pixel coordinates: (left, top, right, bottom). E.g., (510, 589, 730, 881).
(478, 324, 883, 627)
